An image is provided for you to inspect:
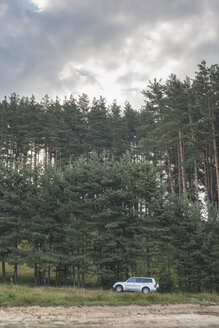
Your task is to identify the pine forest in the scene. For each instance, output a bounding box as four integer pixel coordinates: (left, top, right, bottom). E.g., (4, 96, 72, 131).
(0, 61, 218, 293)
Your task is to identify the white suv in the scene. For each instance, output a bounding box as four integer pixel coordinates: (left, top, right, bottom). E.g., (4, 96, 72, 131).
(113, 277, 159, 294)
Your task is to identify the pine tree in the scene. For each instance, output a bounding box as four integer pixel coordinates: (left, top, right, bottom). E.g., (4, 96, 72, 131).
(87, 97, 110, 153)
(193, 61, 219, 206)
(123, 101, 138, 151)
(108, 100, 126, 158)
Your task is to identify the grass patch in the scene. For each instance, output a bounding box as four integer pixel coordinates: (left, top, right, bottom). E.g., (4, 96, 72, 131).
(0, 263, 99, 288)
(0, 284, 218, 306)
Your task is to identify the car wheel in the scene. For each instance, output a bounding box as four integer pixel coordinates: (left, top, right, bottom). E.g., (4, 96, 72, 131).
(115, 285, 123, 293)
(142, 287, 150, 294)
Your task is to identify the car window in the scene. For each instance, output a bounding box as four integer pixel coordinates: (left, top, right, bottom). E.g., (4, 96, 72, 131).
(126, 277, 136, 283)
(143, 278, 153, 283)
(136, 278, 153, 283)
(136, 278, 144, 283)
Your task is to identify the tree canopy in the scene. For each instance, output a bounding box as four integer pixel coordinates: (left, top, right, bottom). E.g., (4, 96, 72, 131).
(0, 61, 218, 292)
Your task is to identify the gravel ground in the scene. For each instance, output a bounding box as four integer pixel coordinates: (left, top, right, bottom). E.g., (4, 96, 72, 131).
(0, 304, 219, 327)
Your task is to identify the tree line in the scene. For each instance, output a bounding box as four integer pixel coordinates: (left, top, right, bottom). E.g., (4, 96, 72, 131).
(0, 61, 218, 292)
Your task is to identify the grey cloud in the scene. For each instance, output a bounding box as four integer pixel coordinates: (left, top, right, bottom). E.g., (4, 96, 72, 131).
(47, 0, 205, 24)
(0, 0, 218, 104)
(60, 66, 100, 88)
(117, 71, 149, 86)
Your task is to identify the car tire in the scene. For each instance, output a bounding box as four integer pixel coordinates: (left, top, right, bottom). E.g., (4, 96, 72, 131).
(142, 287, 150, 294)
(115, 285, 123, 293)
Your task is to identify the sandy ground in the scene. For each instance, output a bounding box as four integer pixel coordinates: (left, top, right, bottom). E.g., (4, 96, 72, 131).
(0, 304, 219, 328)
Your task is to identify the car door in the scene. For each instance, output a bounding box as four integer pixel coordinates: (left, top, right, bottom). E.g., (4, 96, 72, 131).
(141, 278, 153, 290)
(124, 277, 137, 291)
(136, 278, 144, 291)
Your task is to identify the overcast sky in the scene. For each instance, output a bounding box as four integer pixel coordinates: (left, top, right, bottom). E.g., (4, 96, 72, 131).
(0, 0, 218, 108)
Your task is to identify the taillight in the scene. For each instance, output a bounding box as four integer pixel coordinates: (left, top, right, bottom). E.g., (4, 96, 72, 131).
(154, 284, 157, 288)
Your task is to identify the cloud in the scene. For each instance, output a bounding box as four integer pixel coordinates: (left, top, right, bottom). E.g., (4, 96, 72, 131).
(0, 0, 218, 107)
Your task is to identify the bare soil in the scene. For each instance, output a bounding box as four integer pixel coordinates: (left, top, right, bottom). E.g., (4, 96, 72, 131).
(0, 304, 219, 327)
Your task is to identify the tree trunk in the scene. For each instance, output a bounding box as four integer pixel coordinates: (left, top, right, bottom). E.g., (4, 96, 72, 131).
(82, 272, 85, 289)
(116, 265, 120, 281)
(0, 106, 3, 158)
(203, 149, 210, 200)
(73, 265, 76, 288)
(55, 268, 58, 287)
(13, 242, 18, 284)
(55, 149, 58, 165)
(14, 263, 18, 284)
(10, 126, 14, 162)
(43, 267, 47, 286)
(81, 235, 85, 288)
(39, 264, 42, 285)
(166, 150, 174, 194)
(210, 154, 214, 202)
(211, 120, 219, 206)
(208, 100, 219, 207)
(77, 266, 80, 288)
(134, 263, 137, 277)
(2, 259, 6, 283)
(47, 267, 50, 286)
(44, 145, 48, 166)
(178, 129, 186, 193)
(146, 244, 151, 276)
(49, 147, 53, 163)
(131, 264, 134, 277)
(125, 265, 129, 280)
(188, 107, 199, 202)
(34, 143, 37, 170)
(177, 145, 182, 195)
(34, 263, 38, 286)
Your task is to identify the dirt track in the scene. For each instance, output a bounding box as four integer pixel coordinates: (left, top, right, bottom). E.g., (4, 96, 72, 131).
(0, 304, 219, 327)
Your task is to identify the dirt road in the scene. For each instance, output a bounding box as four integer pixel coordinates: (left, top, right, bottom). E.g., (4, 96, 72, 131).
(0, 304, 219, 327)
